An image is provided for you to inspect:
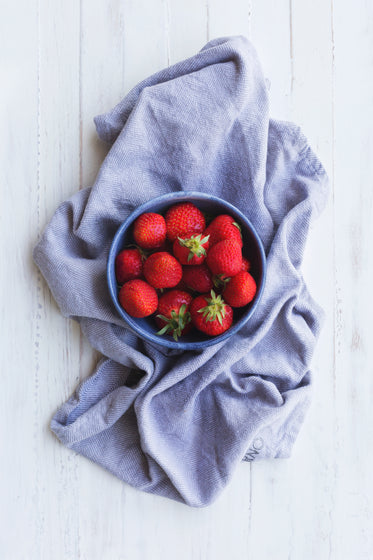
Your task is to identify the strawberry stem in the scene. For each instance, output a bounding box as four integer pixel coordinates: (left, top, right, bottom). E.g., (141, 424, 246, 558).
(212, 274, 231, 289)
(124, 244, 149, 261)
(177, 234, 209, 261)
(156, 304, 191, 341)
(197, 290, 227, 323)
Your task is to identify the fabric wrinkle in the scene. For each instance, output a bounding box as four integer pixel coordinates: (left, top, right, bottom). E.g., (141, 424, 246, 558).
(33, 35, 329, 507)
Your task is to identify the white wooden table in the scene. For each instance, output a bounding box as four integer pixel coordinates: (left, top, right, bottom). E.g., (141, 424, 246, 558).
(1, 1, 372, 559)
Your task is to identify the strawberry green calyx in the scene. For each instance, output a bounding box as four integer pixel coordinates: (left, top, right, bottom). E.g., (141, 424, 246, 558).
(212, 273, 231, 289)
(156, 304, 191, 341)
(177, 234, 210, 262)
(197, 290, 227, 325)
(232, 221, 241, 233)
(125, 244, 148, 261)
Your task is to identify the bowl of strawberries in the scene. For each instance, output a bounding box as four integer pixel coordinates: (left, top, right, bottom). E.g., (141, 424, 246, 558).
(107, 192, 266, 349)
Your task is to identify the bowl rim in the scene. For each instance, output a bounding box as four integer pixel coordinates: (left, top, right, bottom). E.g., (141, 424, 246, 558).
(107, 191, 267, 350)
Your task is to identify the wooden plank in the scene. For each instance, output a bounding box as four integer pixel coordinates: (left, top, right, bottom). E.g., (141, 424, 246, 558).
(251, 0, 292, 120)
(208, 0, 251, 43)
(167, 0, 208, 64)
(34, 1, 82, 558)
(0, 2, 40, 558)
(284, 1, 335, 558)
(0, 0, 80, 558)
(329, 0, 373, 557)
(122, 0, 171, 93)
(290, 3, 336, 559)
(80, 0, 126, 188)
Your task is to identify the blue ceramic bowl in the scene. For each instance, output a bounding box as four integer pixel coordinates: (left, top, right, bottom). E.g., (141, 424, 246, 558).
(107, 192, 266, 350)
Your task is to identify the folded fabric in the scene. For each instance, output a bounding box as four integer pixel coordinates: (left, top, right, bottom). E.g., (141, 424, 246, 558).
(33, 36, 328, 507)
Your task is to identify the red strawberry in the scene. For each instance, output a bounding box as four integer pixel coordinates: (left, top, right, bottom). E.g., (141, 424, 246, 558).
(241, 257, 251, 272)
(204, 214, 243, 248)
(182, 263, 213, 293)
(118, 279, 158, 318)
(165, 202, 205, 242)
(143, 251, 182, 289)
(155, 290, 193, 341)
(190, 290, 233, 336)
(133, 212, 166, 250)
(115, 248, 144, 284)
(173, 233, 210, 265)
(206, 239, 242, 277)
(223, 271, 257, 307)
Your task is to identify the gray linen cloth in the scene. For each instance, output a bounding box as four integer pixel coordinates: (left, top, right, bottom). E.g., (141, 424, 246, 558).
(33, 36, 328, 507)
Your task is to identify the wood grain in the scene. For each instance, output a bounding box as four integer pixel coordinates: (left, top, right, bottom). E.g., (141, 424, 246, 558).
(0, 0, 372, 558)
(0, 2, 40, 557)
(36, 2, 82, 558)
(329, 1, 373, 557)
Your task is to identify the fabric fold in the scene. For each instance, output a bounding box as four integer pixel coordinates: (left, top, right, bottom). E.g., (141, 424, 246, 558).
(34, 35, 328, 507)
